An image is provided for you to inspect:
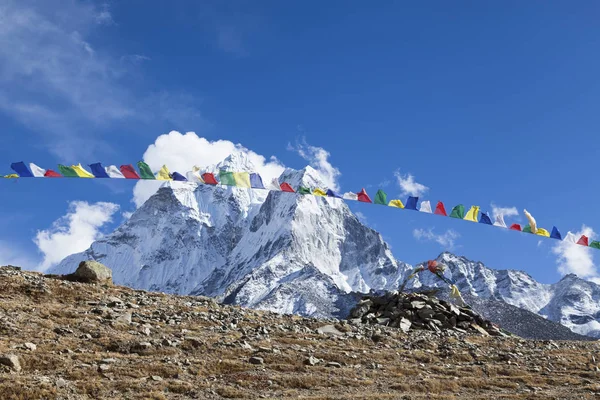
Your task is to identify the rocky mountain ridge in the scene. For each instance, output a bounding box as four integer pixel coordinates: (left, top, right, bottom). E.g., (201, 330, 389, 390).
(49, 153, 600, 338)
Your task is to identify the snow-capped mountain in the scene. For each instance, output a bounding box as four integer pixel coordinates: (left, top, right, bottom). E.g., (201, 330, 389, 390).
(405, 252, 600, 338)
(50, 153, 409, 317)
(49, 153, 600, 338)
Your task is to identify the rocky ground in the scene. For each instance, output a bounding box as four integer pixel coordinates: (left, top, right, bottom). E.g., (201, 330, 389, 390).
(1, 265, 600, 399)
(348, 291, 509, 337)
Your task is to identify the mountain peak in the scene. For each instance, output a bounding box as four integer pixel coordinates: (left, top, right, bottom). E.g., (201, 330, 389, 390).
(558, 273, 581, 283)
(216, 152, 258, 172)
(278, 166, 326, 189)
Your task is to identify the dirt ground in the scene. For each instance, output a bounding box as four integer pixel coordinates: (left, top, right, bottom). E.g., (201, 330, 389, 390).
(1, 266, 599, 399)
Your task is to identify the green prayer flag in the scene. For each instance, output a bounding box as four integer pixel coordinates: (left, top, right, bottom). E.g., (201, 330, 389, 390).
(590, 241, 600, 249)
(219, 170, 236, 186)
(137, 161, 155, 180)
(374, 189, 387, 205)
(449, 204, 465, 219)
(58, 164, 78, 177)
(522, 225, 532, 233)
(298, 186, 311, 195)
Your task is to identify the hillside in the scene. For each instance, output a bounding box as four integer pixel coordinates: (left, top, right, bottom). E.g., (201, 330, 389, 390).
(1, 265, 599, 399)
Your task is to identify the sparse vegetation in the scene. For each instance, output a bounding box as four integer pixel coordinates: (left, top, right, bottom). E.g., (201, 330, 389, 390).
(0, 265, 599, 399)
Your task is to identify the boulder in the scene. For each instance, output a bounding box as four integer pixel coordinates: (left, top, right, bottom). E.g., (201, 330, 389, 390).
(399, 318, 412, 333)
(0, 354, 21, 372)
(71, 261, 112, 285)
(317, 325, 344, 336)
(249, 356, 264, 365)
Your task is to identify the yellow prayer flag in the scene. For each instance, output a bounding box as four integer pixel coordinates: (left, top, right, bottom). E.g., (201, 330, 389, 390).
(156, 165, 172, 180)
(536, 228, 550, 237)
(388, 199, 404, 208)
(3, 174, 19, 178)
(313, 188, 327, 196)
(464, 206, 480, 222)
(450, 284, 467, 307)
(232, 172, 251, 188)
(71, 164, 94, 178)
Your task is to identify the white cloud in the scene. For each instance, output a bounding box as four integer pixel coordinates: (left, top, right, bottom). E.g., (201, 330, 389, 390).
(0, 1, 203, 160)
(394, 170, 429, 197)
(289, 139, 341, 192)
(551, 225, 599, 281)
(413, 228, 460, 249)
(95, 4, 114, 26)
(34, 201, 119, 271)
(122, 211, 133, 220)
(133, 131, 286, 207)
(490, 203, 519, 220)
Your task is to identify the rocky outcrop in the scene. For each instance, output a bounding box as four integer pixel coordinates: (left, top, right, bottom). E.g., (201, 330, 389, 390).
(66, 261, 113, 285)
(348, 291, 509, 337)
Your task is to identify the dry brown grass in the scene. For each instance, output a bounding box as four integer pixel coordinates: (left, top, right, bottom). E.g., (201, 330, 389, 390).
(1, 267, 599, 399)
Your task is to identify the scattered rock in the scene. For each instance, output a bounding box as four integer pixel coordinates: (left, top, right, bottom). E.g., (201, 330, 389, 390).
(411, 301, 426, 309)
(98, 364, 111, 372)
(115, 312, 132, 325)
(69, 261, 113, 285)
(22, 342, 37, 351)
(326, 362, 342, 368)
(107, 296, 124, 307)
(54, 327, 74, 335)
(56, 378, 67, 388)
(0, 354, 21, 372)
(304, 356, 321, 366)
(249, 356, 264, 365)
(151, 375, 163, 381)
(399, 318, 412, 333)
(317, 325, 344, 336)
(134, 342, 152, 351)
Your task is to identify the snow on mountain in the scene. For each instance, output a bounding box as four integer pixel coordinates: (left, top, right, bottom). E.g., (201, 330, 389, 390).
(49, 153, 600, 338)
(50, 153, 409, 317)
(405, 252, 600, 338)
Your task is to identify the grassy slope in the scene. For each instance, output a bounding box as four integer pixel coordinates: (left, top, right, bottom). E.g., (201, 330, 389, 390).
(0, 266, 599, 399)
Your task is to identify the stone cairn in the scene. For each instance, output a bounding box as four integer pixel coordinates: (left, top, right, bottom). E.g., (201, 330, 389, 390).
(348, 291, 509, 337)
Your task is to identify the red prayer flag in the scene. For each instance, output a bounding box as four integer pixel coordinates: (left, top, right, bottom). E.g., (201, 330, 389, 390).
(509, 224, 522, 231)
(357, 188, 372, 203)
(434, 201, 447, 216)
(44, 169, 62, 178)
(120, 165, 140, 179)
(280, 182, 295, 192)
(577, 235, 589, 246)
(202, 173, 218, 185)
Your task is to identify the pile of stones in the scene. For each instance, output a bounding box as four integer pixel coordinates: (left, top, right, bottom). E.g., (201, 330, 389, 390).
(348, 291, 509, 337)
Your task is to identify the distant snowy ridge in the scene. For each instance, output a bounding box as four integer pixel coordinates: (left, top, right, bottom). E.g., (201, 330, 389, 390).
(405, 252, 600, 338)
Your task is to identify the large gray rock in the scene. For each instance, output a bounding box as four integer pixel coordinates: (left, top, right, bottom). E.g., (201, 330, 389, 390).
(72, 261, 112, 284)
(0, 354, 21, 372)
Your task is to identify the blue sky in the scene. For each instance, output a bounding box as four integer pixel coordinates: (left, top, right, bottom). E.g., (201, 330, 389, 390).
(1, 0, 599, 283)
